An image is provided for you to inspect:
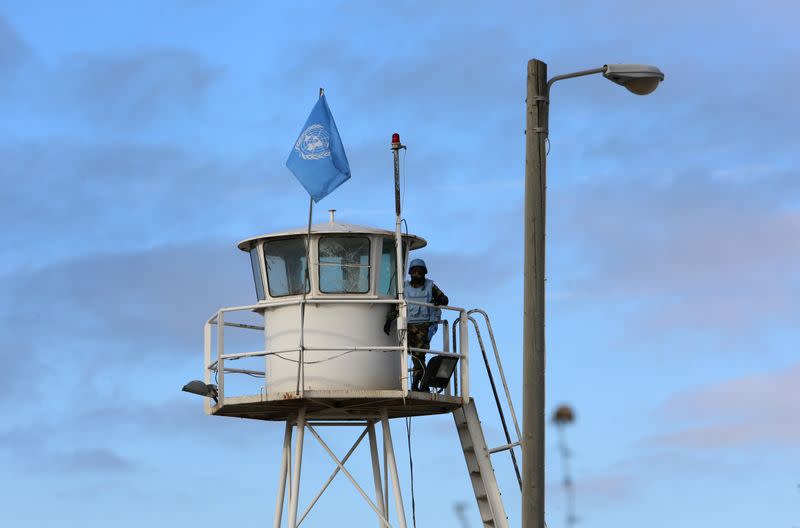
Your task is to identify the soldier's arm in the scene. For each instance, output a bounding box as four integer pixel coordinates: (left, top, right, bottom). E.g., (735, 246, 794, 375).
(431, 284, 449, 306)
(383, 305, 398, 335)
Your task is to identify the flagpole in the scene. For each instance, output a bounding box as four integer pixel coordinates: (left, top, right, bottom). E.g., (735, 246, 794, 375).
(296, 88, 324, 395)
(391, 133, 407, 395)
(297, 195, 313, 395)
(287, 87, 349, 395)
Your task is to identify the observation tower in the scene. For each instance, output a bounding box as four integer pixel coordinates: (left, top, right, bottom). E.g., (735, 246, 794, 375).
(184, 135, 522, 528)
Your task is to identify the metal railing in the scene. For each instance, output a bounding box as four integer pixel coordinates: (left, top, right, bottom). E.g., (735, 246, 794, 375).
(453, 309, 523, 490)
(203, 297, 471, 413)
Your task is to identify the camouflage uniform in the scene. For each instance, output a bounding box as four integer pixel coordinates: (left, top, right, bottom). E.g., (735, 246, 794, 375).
(407, 322, 432, 390)
(386, 283, 449, 391)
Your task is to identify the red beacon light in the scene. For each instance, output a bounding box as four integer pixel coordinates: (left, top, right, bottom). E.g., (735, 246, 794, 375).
(391, 133, 400, 144)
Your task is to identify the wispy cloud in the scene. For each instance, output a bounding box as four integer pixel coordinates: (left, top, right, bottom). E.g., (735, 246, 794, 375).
(55, 49, 224, 128)
(644, 363, 800, 449)
(0, 14, 30, 74)
(0, 139, 286, 273)
(48, 448, 138, 474)
(0, 424, 138, 475)
(554, 167, 800, 343)
(0, 241, 253, 356)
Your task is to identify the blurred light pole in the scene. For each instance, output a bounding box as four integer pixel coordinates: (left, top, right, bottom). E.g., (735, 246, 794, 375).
(454, 501, 471, 528)
(523, 59, 664, 528)
(552, 404, 577, 528)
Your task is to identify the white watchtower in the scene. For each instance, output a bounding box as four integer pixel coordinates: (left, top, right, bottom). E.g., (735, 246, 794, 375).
(186, 142, 522, 528)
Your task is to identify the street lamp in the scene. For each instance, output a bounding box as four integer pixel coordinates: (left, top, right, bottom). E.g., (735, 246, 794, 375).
(522, 59, 664, 528)
(182, 379, 219, 403)
(602, 64, 665, 95)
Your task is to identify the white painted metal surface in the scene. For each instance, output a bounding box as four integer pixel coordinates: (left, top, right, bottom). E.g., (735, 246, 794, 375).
(204, 298, 468, 410)
(265, 302, 401, 392)
(287, 407, 306, 528)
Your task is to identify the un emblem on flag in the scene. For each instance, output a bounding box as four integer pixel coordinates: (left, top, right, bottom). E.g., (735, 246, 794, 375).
(295, 124, 331, 160)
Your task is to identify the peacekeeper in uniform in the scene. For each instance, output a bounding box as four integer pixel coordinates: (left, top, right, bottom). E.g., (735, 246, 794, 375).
(384, 258, 449, 391)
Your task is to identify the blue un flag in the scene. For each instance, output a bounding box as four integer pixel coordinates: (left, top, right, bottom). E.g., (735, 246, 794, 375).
(286, 94, 351, 203)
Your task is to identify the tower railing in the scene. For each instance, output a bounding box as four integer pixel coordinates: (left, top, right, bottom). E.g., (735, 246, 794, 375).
(202, 298, 470, 413)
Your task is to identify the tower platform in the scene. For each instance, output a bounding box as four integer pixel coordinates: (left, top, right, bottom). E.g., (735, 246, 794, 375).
(210, 390, 464, 421)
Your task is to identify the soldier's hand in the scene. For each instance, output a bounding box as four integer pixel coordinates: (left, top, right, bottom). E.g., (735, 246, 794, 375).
(383, 320, 392, 335)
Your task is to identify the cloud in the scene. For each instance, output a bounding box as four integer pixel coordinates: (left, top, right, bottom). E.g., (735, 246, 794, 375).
(259, 9, 534, 162)
(0, 18, 223, 134)
(60, 398, 277, 447)
(55, 49, 224, 128)
(48, 448, 138, 474)
(613, 450, 739, 477)
(0, 396, 278, 481)
(0, 337, 50, 404)
(645, 421, 800, 450)
(643, 363, 800, 449)
(0, 240, 253, 355)
(548, 471, 636, 508)
(554, 167, 800, 343)
(0, 424, 137, 475)
(0, 238, 264, 413)
(0, 138, 285, 273)
(0, 14, 30, 74)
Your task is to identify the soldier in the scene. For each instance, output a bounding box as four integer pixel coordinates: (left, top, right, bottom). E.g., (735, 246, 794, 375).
(384, 258, 449, 391)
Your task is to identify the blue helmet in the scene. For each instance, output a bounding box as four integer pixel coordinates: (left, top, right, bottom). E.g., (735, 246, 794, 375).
(408, 258, 427, 274)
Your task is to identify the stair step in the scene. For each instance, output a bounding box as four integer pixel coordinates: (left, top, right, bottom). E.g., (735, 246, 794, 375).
(453, 399, 508, 528)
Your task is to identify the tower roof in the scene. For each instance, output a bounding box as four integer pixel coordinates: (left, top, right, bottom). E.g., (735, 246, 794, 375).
(237, 221, 427, 251)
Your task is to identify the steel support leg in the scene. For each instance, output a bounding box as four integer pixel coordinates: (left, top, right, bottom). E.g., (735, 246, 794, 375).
(287, 407, 306, 528)
(381, 408, 408, 528)
(383, 434, 389, 515)
(368, 422, 387, 528)
(273, 421, 293, 528)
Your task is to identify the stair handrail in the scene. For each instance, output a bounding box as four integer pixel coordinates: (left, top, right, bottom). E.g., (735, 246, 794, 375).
(452, 310, 523, 488)
(468, 309, 522, 442)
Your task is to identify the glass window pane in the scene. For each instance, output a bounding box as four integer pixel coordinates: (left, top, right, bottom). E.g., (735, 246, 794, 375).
(319, 236, 370, 293)
(263, 238, 310, 297)
(379, 238, 397, 296)
(249, 247, 266, 300)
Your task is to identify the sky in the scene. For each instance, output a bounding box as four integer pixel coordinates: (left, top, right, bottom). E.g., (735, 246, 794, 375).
(1, 1, 798, 527)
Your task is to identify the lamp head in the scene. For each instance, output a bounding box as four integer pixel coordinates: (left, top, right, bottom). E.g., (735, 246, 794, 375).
(419, 356, 459, 392)
(603, 64, 665, 95)
(182, 380, 219, 403)
(552, 403, 576, 425)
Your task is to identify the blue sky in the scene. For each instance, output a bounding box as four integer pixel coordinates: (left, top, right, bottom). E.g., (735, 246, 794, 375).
(1, 1, 798, 526)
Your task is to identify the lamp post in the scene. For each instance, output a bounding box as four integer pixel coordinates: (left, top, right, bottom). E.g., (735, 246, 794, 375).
(522, 59, 664, 528)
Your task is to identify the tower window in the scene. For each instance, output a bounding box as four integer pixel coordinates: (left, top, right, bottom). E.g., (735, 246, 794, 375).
(318, 236, 371, 294)
(263, 238, 310, 297)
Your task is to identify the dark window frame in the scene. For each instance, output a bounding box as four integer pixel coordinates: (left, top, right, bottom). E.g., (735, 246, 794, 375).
(249, 245, 266, 300)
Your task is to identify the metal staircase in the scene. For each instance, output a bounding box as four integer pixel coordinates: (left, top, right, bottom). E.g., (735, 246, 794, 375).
(451, 309, 522, 528)
(454, 399, 510, 528)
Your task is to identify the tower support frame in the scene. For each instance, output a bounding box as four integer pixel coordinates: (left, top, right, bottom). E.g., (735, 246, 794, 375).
(271, 408, 408, 528)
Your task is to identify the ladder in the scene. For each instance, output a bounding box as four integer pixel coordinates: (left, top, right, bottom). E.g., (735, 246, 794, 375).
(450, 309, 522, 527)
(453, 399, 510, 528)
